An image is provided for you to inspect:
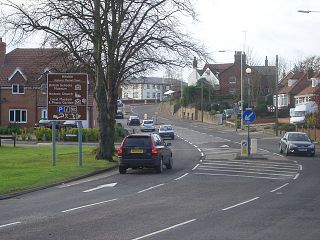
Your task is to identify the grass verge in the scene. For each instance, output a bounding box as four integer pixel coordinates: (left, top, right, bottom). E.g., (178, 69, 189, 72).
(0, 145, 118, 195)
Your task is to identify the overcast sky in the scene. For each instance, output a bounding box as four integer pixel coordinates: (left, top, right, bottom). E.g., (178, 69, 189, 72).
(3, 0, 320, 78)
(192, 0, 320, 67)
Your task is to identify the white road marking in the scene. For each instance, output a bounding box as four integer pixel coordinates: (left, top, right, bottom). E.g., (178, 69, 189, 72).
(131, 219, 196, 240)
(61, 198, 118, 213)
(197, 148, 202, 152)
(273, 153, 284, 157)
(82, 183, 117, 193)
(270, 183, 289, 193)
(201, 152, 204, 157)
(194, 145, 198, 148)
(194, 172, 291, 180)
(0, 222, 21, 228)
(222, 197, 259, 211)
(192, 164, 200, 170)
(299, 165, 303, 171)
(138, 184, 164, 193)
(174, 173, 189, 180)
(294, 173, 300, 180)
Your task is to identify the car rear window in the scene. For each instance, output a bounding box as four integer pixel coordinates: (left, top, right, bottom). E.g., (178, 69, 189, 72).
(131, 119, 140, 123)
(288, 134, 310, 142)
(144, 120, 153, 124)
(160, 126, 172, 131)
(123, 136, 151, 147)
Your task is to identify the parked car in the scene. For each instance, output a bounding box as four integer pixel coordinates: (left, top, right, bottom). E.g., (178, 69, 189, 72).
(140, 119, 156, 132)
(127, 115, 140, 126)
(158, 124, 174, 139)
(222, 109, 234, 120)
(279, 132, 315, 157)
(63, 120, 78, 129)
(115, 110, 124, 119)
(118, 133, 173, 174)
(34, 119, 60, 129)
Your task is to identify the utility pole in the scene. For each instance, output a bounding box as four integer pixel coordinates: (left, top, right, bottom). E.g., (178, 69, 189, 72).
(275, 55, 279, 136)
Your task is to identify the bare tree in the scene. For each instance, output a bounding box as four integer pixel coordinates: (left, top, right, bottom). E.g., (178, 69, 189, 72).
(0, 0, 209, 160)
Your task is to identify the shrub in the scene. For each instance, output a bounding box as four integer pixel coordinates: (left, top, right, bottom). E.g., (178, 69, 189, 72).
(35, 127, 52, 141)
(275, 123, 296, 132)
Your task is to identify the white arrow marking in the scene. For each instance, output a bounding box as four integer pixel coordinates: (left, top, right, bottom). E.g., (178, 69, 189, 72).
(83, 183, 117, 193)
(220, 145, 230, 148)
(244, 112, 254, 121)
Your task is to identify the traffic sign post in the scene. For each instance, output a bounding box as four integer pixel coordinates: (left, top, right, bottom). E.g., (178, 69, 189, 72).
(47, 73, 88, 166)
(242, 109, 256, 156)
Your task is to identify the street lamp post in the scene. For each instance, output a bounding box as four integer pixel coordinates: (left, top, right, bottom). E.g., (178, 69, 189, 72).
(201, 78, 204, 122)
(298, 10, 320, 13)
(246, 67, 252, 108)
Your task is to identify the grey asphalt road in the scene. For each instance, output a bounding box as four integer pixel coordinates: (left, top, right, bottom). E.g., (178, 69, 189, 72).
(0, 103, 319, 240)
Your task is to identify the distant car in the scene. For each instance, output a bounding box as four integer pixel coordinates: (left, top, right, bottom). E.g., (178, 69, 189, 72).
(63, 120, 78, 129)
(158, 124, 174, 139)
(279, 132, 315, 157)
(140, 119, 156, 132)
(222, 109, 234, 120)
(115, 110, 124, 119)
(127, 115, 140, 126)
(34, 119, 60, 129)
(118, 133, 173, 174)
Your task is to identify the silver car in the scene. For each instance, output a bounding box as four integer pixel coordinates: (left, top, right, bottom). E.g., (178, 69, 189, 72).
(158, 124, 174, 140)
(140, 119, 156, 132)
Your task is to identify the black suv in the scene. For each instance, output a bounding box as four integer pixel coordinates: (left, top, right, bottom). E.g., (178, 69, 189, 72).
(118, 133, 173, 174)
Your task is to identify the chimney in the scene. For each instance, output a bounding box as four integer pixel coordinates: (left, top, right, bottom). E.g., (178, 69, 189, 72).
(265, 56, 268, 66)
(307, 68, 314, 79)
(234, 51, 246, 65)
(0, 37, 6, 65)
(192, 56, 197, 69)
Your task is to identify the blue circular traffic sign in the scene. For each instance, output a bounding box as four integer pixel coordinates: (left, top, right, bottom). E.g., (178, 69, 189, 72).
(242, 110, 256, 123)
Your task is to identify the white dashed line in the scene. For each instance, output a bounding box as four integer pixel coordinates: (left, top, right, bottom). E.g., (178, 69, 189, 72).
(270, 183, 289, 193)
(131, 219, 196, 240)
(222, 197, 259, 211)
(138, 184, 164, 193)
(299, 165, 303, 171)
(192, 164, 200, 170)
(61, 198, 118, 213)
(174, 173, 189, 180)
(294, 173, 300, 180)
(0, 222, 21, 228)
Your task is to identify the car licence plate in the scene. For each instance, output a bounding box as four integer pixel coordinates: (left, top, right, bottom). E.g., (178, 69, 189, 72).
(298, 149, 307, 152)
(130, 149, 143, 154)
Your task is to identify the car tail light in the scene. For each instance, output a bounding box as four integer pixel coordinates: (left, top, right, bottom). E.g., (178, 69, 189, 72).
(152, 147, 159, 156)
(117, 147, 123, 156)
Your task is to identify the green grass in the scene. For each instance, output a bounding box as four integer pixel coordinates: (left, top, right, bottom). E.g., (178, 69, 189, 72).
(0, 146, 118, 195)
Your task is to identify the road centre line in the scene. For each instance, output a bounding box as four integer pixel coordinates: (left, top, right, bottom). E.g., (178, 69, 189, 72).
(131, 219, 196, 240)
(174, 173, 189, 180)
(194, 172, 290, 180)
(82, 183, 117, 193)
(0, 222, 21, 228)
(222, 197, 260, 211)
(192, 164, 200, 170)
(270, 183, 289, 193)
(61, 198, 118, 213)
(138, 184, 164, 193)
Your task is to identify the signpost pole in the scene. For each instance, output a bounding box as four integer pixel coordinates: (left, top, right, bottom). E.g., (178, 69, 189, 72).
(52, 121, 56, 166)
(78, 121, 83, 167)
(247, 123, 250, 155)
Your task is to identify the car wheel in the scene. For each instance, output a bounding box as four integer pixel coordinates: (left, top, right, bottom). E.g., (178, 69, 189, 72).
(166, 155, 173, 169)
(279, 144, 283, 153)
(119, 166, 127, 174)
(285, 147, 290, 156)
(156, 158, 163, 173)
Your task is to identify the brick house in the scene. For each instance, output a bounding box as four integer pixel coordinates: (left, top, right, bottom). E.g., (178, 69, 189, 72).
(188, 52, 276, 106)
(0, 38, 95, 128)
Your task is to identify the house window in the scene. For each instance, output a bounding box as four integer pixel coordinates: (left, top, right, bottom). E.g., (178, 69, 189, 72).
(278, 94, 288, 107)
(9, 109, 27, 123)
(124, 93, 128, 98)
(166, 85, 170, 90)
(152, 92, 156, 98)
(133, 92, 138, 98)
(12, 84, 25, 94)
(153, 84, 156, 89)
(41, 109, 47, 119)
(40, 84, 47, 94)
(147, 92, 150, 98)
(147, 84, 150, 89)
(229, 76, 236, 84)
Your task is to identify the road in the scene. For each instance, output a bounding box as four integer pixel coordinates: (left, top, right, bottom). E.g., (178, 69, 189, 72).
(0, 103, 319, 240)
